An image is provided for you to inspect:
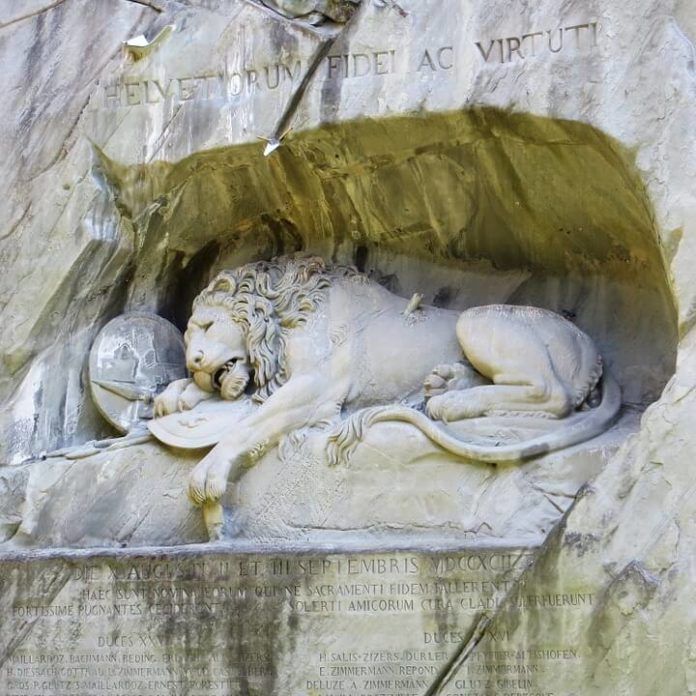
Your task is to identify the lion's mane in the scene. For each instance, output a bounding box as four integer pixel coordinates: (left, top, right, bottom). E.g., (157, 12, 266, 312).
(193, 256, 357, 402)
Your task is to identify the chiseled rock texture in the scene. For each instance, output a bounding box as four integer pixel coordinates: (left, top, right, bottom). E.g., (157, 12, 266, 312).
(0, 0, 680, 464)
(1, 0, 696, 691)
(7, 412, 635, 549)
(455, 367, 696, 695)
(260, 0, 360, 23)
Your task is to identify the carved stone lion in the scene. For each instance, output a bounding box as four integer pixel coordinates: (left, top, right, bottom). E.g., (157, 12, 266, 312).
(154, 256, 620, 538)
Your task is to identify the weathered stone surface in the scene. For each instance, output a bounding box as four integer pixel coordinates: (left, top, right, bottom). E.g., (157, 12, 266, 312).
(447, 358, 696, 695)
(11, 443, 206, 549)
(0, 546, 543, 696)
(260, 0, 361, 24)
(6, 411, 635, 550)
(0, 0, 682, 464)
(1, 0, 696, 692)
(0, 464, 30, 544)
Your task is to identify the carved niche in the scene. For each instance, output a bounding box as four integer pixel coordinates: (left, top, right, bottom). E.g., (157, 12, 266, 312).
(147, 255, 620, 540)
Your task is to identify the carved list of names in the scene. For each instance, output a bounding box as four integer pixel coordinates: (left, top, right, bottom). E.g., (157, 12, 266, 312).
(0, 548, 593, 696)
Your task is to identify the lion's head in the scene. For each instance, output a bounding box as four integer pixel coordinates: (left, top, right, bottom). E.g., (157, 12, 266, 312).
(184, 255, 351, 403)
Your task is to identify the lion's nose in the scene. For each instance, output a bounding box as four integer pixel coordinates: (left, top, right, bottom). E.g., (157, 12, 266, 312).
(189, 351, 204, 368)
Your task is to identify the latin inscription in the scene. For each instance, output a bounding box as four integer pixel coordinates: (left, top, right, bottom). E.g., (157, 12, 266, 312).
(0, 550, 592, 695)
(475, 22, 599, 64)
(97, 18, 601, 111)
(97, 45, 452, 110)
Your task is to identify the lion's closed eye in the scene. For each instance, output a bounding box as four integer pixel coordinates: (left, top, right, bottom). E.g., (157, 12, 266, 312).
(190, 321, 213, 332)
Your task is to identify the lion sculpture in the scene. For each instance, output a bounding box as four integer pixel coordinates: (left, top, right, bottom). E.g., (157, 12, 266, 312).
(153, 256, 620, 539)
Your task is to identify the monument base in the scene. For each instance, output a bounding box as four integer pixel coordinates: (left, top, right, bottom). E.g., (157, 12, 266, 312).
(0, 542, 596, 696)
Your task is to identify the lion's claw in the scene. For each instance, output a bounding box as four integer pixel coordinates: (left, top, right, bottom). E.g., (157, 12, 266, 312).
(188, 467, 208, 506)
(205, 472, 226, 502)
(425, 394, 444, 420)
(177, 397, 193, 412)
(188, 487, 205, 506)
(188, 454, 231, 506)
(154, 378, 193, 417)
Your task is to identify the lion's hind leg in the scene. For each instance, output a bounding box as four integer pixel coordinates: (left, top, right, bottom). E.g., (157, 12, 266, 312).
(426, 371, 573, 422)
(433, 307, 577, 422)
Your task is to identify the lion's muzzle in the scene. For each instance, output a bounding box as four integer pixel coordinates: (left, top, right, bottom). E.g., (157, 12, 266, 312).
(193, 369, 215, 393)
(192, 358, 250, 401)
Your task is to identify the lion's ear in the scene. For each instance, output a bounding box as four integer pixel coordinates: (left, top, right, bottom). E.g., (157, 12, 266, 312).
(210, 274, 235, 294)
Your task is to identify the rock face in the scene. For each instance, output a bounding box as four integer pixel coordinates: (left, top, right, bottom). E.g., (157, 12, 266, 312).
(0, 0, 695, 693)
(10, 412, 635, 549)
(0, 1, 681, 465)
(0, 546, 538, 695)
(260, 0, 361, 24)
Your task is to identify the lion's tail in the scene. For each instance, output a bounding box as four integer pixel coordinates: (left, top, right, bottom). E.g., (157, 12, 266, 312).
(326, 371, 621, 466)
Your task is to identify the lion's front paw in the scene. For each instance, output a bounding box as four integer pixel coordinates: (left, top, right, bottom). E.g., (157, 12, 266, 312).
(205, 465, 228, 502)
(188, 449, 232, 506)
(154, 378, 192, 417)
(177, 381, 213, 412)
(188, 464, 208, 505)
